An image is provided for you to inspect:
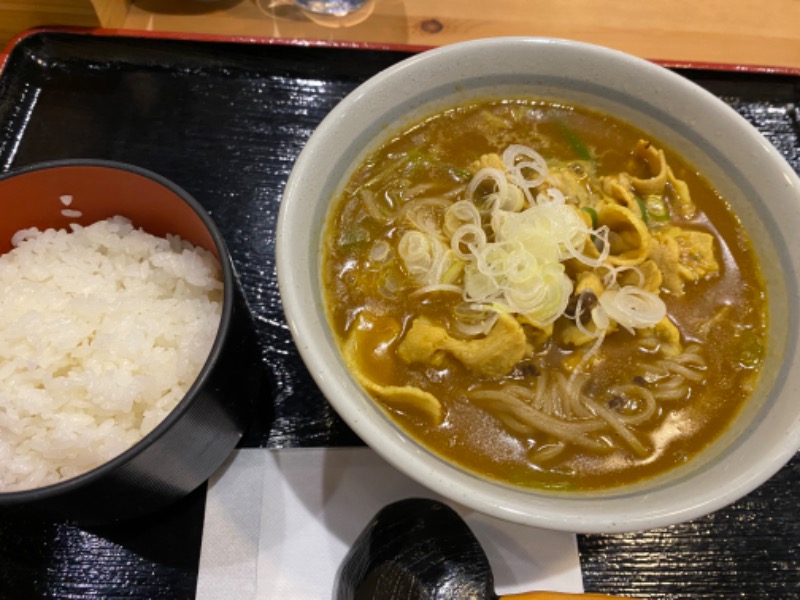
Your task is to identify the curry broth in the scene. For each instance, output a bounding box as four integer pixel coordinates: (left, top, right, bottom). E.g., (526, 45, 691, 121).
(323, 99, 767, 491)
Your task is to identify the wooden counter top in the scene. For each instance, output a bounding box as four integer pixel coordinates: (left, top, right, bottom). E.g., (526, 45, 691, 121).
(120, 0, 800, 70)
(1, 1, 798, 71)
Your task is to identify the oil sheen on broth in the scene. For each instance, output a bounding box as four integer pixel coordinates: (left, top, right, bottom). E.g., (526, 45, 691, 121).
(322, 98, 767, 492)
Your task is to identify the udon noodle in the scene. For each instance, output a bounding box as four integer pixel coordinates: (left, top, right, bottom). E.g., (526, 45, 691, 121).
(323, 98, 767, 491)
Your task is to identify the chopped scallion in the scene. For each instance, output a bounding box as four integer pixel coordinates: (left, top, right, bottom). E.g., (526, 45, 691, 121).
(556, 120, 593, 162)
(581, 206, 598, 229)
(636, 195, 671, 228)
(635, 196, 650, 226)
(646, 195, 671, 221)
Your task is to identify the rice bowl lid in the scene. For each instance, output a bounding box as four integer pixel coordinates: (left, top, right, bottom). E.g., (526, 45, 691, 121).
(277, 37, 800, 532)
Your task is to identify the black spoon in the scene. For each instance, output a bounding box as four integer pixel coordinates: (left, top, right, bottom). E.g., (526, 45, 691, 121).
(336, 497, 634, 600)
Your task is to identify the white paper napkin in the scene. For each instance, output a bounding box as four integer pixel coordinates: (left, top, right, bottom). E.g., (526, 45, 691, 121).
(197, 447, 584, 599)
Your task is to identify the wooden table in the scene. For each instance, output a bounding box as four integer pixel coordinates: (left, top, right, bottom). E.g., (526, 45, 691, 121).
(2, 0, 800, 70)
(124, 0, 800, 71)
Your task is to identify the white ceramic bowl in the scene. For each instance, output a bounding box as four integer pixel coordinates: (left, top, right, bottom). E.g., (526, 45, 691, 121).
(277, 37, 800, 533)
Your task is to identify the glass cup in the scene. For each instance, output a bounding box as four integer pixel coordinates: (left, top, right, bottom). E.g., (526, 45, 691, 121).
(291, 0, 375, 26)
(293, 0, 368, 15)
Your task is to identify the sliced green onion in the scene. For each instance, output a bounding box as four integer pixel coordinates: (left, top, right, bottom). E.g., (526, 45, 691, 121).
(635, 196, 650, 226)
(581, 206, 598, 229)
(646, 195, 671, 221)
(556, 120, 593, 162)
(581, 207, 606, 252)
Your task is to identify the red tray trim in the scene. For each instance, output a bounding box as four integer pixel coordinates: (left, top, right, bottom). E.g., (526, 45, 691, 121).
(2, 26, 799, 80)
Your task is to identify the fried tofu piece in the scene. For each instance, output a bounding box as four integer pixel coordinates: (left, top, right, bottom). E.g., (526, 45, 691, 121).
(630, 140, 696, 218)
(470, 152, 506, 172)
(561, 322, 605, 347)
(652, 227, 719, 292)
(583, 203, 651, 267)
(365, 383, 444, 425)
(600, 173, 639, 212)
(575, 271, 605, 297)
(548, 162, 597, 207)
(648, 234, 684, 294)
(670, 228, 719, 281)
(601, 140, 696, 219)
(398, 313, 526, 378)
(344, 313, 444, 424)
(638, 316, 683, 357)
(618, 259, 663, 294)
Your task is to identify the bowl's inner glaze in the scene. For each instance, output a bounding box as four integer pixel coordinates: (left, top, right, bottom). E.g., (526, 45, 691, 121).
(0, 164, 216, 256)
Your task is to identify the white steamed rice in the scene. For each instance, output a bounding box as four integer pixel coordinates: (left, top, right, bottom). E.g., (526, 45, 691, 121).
(0, 216, 223, 492)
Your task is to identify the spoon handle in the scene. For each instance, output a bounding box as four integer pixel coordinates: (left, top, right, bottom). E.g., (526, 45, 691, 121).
(501, 593, 637, 599)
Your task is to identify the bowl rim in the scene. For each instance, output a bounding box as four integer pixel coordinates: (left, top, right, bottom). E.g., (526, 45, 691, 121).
(0, 158, 236, 503)
(277, 36, 800, 532)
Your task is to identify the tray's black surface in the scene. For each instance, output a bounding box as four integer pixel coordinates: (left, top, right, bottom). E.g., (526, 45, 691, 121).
(0, 31, 798, 599)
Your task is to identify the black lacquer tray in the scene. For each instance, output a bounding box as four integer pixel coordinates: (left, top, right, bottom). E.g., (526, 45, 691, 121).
(0, 30, 798, 599)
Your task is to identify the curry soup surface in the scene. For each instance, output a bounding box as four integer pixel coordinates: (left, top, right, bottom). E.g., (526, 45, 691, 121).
(323, 98, 767, 492)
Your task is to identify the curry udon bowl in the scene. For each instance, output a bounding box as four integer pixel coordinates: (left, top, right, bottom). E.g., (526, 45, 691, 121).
(0, 160, 263, 524)
(277, 37, 800, 533)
